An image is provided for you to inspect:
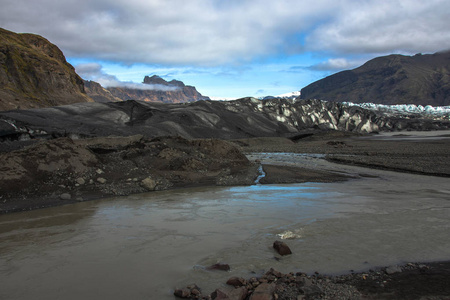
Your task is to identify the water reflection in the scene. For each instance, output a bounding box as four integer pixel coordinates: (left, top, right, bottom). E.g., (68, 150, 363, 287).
(1, 168, 450, 300)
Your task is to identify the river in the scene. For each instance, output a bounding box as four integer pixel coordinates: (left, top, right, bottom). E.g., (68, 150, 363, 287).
(1, 153, 450, 299)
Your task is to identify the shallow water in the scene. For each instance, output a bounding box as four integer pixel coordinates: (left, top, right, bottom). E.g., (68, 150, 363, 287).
(1, 159, 450, 299)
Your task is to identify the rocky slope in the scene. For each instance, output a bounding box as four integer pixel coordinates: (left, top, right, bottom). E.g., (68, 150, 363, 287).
(1, 98, 449, 153)
(0, 28, 92, 111)
(83, 80, 122, 103)
(105, 75, 210, 103)
(300, 51, 450, 106)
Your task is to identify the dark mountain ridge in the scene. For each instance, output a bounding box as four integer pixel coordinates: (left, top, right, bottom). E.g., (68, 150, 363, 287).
(1, 98, 449, 152)
(300, 51, 450, 106)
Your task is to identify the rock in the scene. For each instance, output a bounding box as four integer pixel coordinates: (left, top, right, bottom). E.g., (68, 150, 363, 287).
(207, 263, 230, 271)
(299, 285, 322, 297)
(76, 177, 85, 185)
(141, 177, 157, 191)
(250, 282, 276, 300)
(385, 265, 402, 274)
(226, 277, 247, 287)
(212, 287, 247, 300)
(96, 169, 104, 174)
(97, 177, 107, 184)
(174, 288, 191, 298)
(211, 289, 229, 300)
(296, 277, 312, 287)
(273, 240, 292, 256)
(265, 268, 283, 279)
(59, 193, 71, 200)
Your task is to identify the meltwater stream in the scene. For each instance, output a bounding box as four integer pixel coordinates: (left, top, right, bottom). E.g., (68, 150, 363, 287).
(1, 158, 450, 300)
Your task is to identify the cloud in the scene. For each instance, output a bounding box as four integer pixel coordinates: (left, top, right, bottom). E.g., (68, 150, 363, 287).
(1, 0, 449, 67)
(75, 63, 179, 91)
(308, 58, 363, 71)
(306, 0, 450, 55)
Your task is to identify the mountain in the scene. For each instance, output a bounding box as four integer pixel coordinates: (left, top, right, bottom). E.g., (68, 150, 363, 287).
(260, 91, 300, 101)
(300, 51, 450, 106)
(105, 75, 210, 103)
(0, 28, 92, 111)
(1, 98, 449, 150)
(83, 80, 121, 103)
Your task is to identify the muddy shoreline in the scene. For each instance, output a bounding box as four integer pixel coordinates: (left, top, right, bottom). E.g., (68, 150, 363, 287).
(2, 130, 449, 214)
(175, 261, 450, 300)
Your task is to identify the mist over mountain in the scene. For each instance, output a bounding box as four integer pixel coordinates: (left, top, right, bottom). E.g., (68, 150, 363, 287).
(104, 75, 210, 104)
(300, 51, 450, 106)
(0, 28, 92, 111)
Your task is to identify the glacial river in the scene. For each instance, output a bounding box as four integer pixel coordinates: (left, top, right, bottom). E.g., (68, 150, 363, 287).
(1, 153, 450, 299)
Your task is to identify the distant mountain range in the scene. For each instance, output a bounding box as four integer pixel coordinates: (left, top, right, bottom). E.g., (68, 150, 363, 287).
(0, 28, 209, 111)
(2, 27, 450, 112)
(83, 75, 210, 104)
(300, 51, 450, 106)
(103, 75, 209, 103)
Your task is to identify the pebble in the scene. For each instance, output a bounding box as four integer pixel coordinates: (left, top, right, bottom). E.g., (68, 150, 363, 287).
(97, 177, 107, 184)
(60, 193, 71, 200)
(76, 177, 85, 185)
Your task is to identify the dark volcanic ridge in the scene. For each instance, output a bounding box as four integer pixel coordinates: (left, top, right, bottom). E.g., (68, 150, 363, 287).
(301, 51, 450, 106)
(1, 98, 449, 152)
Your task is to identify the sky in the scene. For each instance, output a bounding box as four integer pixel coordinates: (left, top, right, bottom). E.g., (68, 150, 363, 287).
(1, 0, 450, 99)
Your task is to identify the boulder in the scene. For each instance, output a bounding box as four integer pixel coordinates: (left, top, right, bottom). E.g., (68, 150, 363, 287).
(141, 177, 157, 191)
(211, 287, 247, 300)
(273, 240, 292, 256)
(226, 277, 247, 287)
(207, 263, 230, 271)
(250, 282, 276, 300)
(173, 288, 191, 298)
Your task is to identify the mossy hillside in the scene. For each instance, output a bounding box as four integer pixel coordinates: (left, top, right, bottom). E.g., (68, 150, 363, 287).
(0, 27, 92, 110)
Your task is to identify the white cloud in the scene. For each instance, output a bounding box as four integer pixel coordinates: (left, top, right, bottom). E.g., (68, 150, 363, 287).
(75, 63, 179, 91)
(306, 0, 450, 55)
(1, 0, 449, 67)
(309, 58, 364, 71)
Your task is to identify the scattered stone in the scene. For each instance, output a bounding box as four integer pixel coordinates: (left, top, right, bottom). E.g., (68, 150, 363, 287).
(296, 277, 312, 287)
(97, 177, 107, 184)
(300, 285, 322, 297)
(212, 287, 247, 300)
(250, 282, 276, 300)
(385, 265, 402, 274)
(273, 240, 292, 256)
(141, 177, 157, 191)
(75, 177, 85, 185)
(265, 268, 283, 279)
(59, 193, 71, 200)
(96, 168, 104, 174)
(226, 277, 247, 287)
(174, 288, 191, 298)
(207, 263, 230, 271)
